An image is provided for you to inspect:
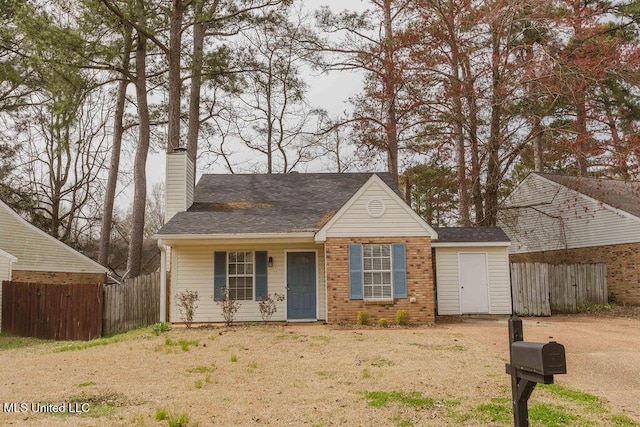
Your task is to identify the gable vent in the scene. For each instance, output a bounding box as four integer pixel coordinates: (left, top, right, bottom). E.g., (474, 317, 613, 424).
(367, 198, 386, 217)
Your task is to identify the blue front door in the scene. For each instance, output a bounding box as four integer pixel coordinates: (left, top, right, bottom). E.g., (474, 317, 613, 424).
(287, 252, 316, 319)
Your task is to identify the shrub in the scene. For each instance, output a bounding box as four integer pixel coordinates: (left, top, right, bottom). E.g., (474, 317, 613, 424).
(175, 290, 199, 328)
(216, 287, 241, 326)
(395, 309, 410, 326)
(377, 318, 388, 328)
(258, 293, 285, 323)
(151, 322, 172, 336)
(357, 310, 370, 325)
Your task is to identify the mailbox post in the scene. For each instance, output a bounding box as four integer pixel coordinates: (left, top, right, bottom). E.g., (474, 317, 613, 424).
(506, 315, 566, 427)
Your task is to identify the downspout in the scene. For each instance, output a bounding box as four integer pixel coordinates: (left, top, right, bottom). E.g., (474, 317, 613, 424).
(158, 240, 167, 322)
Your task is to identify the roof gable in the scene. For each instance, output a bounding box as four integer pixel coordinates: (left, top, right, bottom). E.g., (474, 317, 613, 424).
(157, 173, 401, 237)
(535, 173, 640, 220)
(500, 172, 640, 252)
(315, 174, 438, 241)
(0, 199, 107, 273)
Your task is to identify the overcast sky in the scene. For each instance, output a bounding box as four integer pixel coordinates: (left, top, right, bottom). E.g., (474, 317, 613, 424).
(133, 0, 372, 210)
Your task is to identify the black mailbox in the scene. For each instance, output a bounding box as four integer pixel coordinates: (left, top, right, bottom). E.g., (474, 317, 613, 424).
(511, 341, 566, 376)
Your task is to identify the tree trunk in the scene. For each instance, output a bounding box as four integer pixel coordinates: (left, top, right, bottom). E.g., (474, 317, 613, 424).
(186, 0, 206, 167)
(383, 0, 399, 186)
(483, 23, 503, 226)
(99, 27, 132, 267)
(126, 6, 150, 278)
(167, 0, 183, 153)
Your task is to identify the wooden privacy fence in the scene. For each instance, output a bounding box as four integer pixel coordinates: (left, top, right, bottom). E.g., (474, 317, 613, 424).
(511, 263, 607, 316)
(103, 272, 160, 335)
(1, 281, 103, 340)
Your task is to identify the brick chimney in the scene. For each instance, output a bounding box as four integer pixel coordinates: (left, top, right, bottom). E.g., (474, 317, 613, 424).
(164, 148, 194, 223)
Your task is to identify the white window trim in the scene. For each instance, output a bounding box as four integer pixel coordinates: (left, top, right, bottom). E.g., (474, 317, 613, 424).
(362, 243, 394, 301)
(227, 251, 255, 301)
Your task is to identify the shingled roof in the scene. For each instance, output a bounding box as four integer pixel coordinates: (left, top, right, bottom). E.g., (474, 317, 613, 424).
(157, 173, 398, 236)
(434, 227, 510, 243)
(536, 173, 640, 219)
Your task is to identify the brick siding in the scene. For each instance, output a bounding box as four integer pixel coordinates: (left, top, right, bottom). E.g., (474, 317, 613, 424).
(510, 243, 640, 305)
(325, 237, 435, 324)
(11, 270, 107, 285)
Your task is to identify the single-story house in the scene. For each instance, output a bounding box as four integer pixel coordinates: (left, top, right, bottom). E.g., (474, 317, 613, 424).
(157, 150, 439, 324)
(0, 199, 107, 331)
(498, 172, 640, 305)
(0, 199, 108, 285)
(432, 227, 512, 315)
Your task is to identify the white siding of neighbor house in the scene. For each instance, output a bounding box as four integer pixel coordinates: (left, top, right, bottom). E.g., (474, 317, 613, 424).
(323, 179, 434, 238)
(0, 250, 15, 330)
(0, 201, 106, 274)
(0, 252, 12, 282)
(499, 174, 640, 254)
(435, 247, 512, 315)
(165, 151, 195, 223)
(170, 242, 325, 323)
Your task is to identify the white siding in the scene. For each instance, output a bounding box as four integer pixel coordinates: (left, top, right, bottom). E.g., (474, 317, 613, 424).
(0, 254, 12, 282)
(435, 247, 511, 315)
(165, 151, 195, 222)
(324, 180, 431, 238)
(170, 242, 325, 323)
(0, 251, 15, 331)
(499, 174, 640, 253)
(0, 201, 106, 273)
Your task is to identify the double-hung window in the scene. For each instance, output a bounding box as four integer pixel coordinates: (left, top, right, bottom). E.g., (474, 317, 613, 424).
(214, 251, 268, 302)
(363, 244, 393, 299)
(228, 251, 254, 300)
(348, 242, 407, 301)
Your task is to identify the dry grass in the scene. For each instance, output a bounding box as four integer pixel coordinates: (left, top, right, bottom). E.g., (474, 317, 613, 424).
(0, 319, 637, 426)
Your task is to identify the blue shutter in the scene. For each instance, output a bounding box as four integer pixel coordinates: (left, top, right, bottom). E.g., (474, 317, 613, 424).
(214, 252, 226, 301)
(348, 244, 363, 300)
(392, 243, 407, 298)
(254, 251, 268, 301)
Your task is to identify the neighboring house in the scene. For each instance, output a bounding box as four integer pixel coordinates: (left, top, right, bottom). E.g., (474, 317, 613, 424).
(0, 199, 108, 285)
(156, 150, 438, 324)
(499, 172, 640, 305)
(432, 227, 512, 315)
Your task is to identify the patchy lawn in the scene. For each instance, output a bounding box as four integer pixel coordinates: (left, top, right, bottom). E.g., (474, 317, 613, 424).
(0, 318, 638, 426)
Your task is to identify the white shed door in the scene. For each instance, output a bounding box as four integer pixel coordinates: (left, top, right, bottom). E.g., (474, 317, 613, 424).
(459, 253, 489, 314)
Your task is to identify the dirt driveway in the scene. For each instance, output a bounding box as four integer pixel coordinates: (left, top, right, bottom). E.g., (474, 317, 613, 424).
(442, 315, 640, 419)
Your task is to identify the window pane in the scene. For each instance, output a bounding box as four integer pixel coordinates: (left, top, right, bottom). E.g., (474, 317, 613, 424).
(381, 245, 391, 256)
(383, 272, 391, 285)
(364, 272, 373, 285)
(363, 245, 371, 257)
(364, 286, 373, 298)
(382, 258, 391, 270)
(245, 252, 253, 262)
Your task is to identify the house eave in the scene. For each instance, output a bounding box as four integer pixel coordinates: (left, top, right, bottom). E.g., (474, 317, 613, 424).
(154, 231, 317, 244)
(0, 247, 18, 262)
